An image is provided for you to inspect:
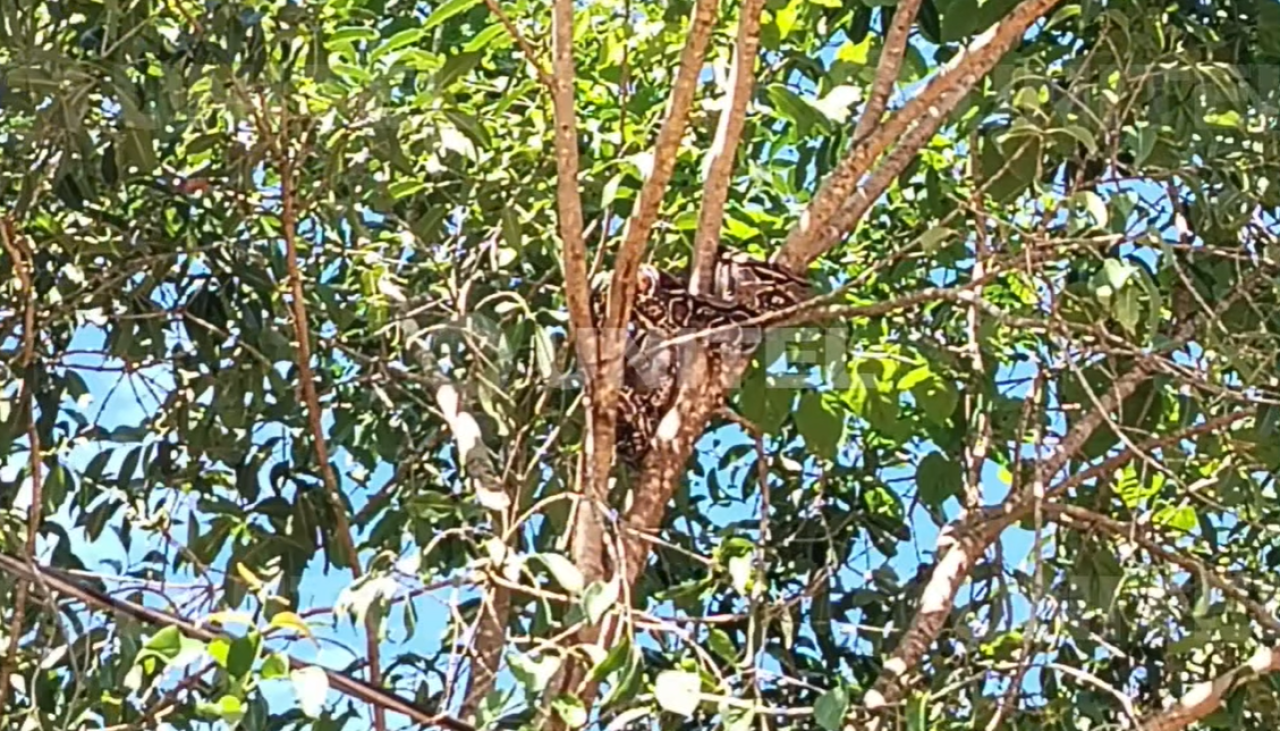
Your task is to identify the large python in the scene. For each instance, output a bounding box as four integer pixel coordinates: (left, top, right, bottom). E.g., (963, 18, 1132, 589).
(590, 252, 811, 469)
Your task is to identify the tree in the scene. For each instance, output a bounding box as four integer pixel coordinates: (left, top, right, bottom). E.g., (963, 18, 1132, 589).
(3, 0, 1280, 729)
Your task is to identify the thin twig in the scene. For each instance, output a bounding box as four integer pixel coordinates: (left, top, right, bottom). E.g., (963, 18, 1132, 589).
(0, 220, 40, 713)
(481, 0, 553, 87)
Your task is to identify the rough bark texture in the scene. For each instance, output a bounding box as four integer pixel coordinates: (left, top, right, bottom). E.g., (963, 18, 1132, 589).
(549, 0, 608, 591)
(774, 0, 1062, 272)
(850, 0, 923, 144)
(690, 0, 766, 293)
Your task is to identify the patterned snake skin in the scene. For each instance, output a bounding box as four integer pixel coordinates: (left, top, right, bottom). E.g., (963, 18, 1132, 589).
(590, 252, 811, 469)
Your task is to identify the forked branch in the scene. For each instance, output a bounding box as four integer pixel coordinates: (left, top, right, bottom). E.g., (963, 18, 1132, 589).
(775, 0, 1062, 272)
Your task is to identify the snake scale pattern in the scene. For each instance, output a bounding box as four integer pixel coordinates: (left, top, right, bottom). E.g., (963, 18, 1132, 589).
(590, 252, 812, 469)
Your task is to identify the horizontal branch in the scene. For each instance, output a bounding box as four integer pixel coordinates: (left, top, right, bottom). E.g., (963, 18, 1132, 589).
(1045, 503, 1280, 635)
(0, 553, 475, 731)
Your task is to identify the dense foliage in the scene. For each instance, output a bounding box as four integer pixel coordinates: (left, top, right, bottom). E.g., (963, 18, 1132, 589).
(3, 0, 1280, 729)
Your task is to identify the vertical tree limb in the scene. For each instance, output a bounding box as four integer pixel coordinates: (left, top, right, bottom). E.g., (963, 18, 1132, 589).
(690, 0, 766, 293)
(276, 112, 386, 731)
(850, 0, 923, 145)
(548, 0, 610, 594)
(774, 0, 1061, 272)
(0, 221, 40, 713)
(586, 0, 722, 569)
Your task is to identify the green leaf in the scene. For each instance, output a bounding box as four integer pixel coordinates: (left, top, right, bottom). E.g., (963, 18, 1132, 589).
(907, 692, 929, 731)
(707, 628, 737, 663)
(290, 666, 329, 718)
(588, 635, 633, 684)
(389, 180, 427, 199)
(796, 392, 843, 460)
(327, 26, 379, 46)
(917, 452, 962, 508)
(379, 27, 426, 55)
(508, 651, 562, 694)
(463, 24, 510, 53)
(423, 0, 483, 30)
(1154, 505, 1197, 533)
(268, 611, 314, 640)
(552, 695, 588, 727)
(227, 631, 261, 681)
(533, 552, 585, 595)
(814, 686, 849, 731)
(261, 652, 289, 680)
(582, 578, 620, 625)
(215, 695, 245, 724)
(143, 626, 183, 660)
(654, 670, 702, 717)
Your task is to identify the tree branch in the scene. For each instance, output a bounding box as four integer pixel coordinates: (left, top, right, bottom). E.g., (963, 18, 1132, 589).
(481, 0, 554, 88)
(381, 285, 513, 723)
(1140, 646, 1280, 731)
(774, 0, 1061, 272)
(276, 112, 386, 731)
(587, 0, 721, 552)
(0, 220, 40, 713)
(0, 553, 475, 731)
(690, 0, 765, 293)
(1044, 503, 1280, 635)
(860, 359, 1156, 718)
(850, 0, 923, 145)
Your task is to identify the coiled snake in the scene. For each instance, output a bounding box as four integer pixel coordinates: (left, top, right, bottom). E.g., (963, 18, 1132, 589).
(590, 252, 811, 469)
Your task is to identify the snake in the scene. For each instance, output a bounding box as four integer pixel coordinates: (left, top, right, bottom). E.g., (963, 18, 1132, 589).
(589, 252, 812, 469)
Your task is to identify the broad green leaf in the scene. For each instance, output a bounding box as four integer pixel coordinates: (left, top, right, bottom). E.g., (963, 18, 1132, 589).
(814, 686, 849, 731)
(707, 628, 737, 663)
(261, 653, 289, 680)
(533, 552, 585, 595)
(917, 452, 962, 508)
(796, 391, 843, 460)
(424, 0, 483, 30)
(654, 670, 702, 717)
(291, 666, 329, 718)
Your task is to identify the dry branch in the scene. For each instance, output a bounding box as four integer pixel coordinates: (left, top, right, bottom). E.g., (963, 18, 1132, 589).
(774, 0, 1062, 272)
(690, 0, 766, 292)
